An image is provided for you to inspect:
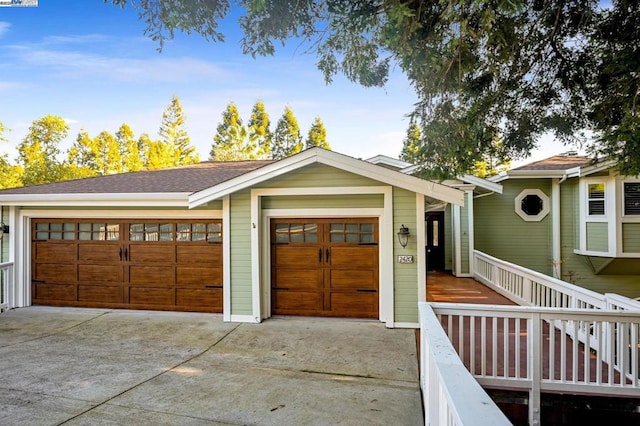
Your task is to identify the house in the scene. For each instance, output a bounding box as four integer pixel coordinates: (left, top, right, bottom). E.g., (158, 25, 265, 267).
(0, 148, 466, 327)
(475, 152, 640, 298)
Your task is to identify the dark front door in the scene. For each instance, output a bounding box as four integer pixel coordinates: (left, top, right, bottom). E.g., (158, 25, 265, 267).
(426, 212, 445, 271)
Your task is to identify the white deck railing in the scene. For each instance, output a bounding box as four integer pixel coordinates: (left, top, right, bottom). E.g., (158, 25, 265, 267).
(473, 250, 640, 312)
(418, 302, 511, 426)
(0, 261, 13, 312)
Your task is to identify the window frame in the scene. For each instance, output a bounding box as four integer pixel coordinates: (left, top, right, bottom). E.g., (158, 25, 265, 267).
(514, 189, 550, 222)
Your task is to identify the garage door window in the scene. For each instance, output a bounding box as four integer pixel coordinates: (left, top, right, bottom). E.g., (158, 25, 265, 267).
(329, 223, 375, 243)
(78, 223, 120, 241)
(176, 222, 222, 242)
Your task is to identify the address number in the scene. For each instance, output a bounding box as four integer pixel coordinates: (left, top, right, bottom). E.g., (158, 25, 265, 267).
(397, 255, 414, 264)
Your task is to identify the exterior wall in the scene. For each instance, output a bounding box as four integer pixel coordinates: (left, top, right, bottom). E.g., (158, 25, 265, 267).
(229, 190, 253, 316)
(560, 178, 640, 297)
(622, 223, 640, 253)
(393, 187, 419, 323)
(474, 179, 553, 275)
(262, 194, 383, 209)
(444, 204, 453, 270)
(586, 222, 608, 252)
(255, 163, 384, 189)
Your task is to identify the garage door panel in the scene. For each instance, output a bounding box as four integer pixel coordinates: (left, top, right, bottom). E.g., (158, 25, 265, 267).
(177, 288, 222, 310)
(34, 243, 76, 262)
(330, 292, 378, 318)
(129, 266, 174, 285)
(129, 287, 175, 305)
(34, 283, 76, 301)
(329, 270, 377, 290)
(272, 290, 323, 312)
(329, 246, 377, 268)
(78, 244, 121, 263)
(78, 265, 123, 283)
(274, 246, 321, 268)
(78, 285, 122, 303)
(129, 245, 175, 263)
(35, 263, 76, 282)
(177, 245, 221, 264)
(176, 267, 221, 285)
(273, 269, 322, 289)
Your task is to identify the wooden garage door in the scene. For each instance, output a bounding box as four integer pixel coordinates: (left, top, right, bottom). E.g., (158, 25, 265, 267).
(32, 219, 223, 313)
(271, 218, 378, 318)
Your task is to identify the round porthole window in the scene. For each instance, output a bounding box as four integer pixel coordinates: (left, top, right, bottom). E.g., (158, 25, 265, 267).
(515, 189, 550, 221)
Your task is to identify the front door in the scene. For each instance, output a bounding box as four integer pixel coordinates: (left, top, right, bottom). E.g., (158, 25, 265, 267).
(270, 218, 379, 318)
(426, 212, 445, 271)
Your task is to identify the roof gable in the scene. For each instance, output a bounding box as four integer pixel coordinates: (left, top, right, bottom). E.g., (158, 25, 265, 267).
(189, 148, 465, 207)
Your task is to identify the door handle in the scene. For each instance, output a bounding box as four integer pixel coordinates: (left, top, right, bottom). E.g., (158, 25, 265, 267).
(357, 289, 377, 293)
(325, 248, 330, 263)
(205, 285, 223, 289)
(318, 248, 322, 263)
(119, 247, 123, 261)
(124, 248, 128, 261)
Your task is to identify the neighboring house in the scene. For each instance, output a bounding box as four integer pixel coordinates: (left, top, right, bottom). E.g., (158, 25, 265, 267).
(0, 148, 465, 327)
(475, 152, 640, 298)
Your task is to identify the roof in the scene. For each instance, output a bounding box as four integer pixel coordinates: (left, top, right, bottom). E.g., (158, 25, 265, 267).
(0, 161, 273, 195)
(510, 154, 593, 171)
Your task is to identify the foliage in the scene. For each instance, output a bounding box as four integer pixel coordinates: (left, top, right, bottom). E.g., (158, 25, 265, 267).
(305, 116, 330, 150)
(17, 115, 71, 186)
(116, 123, 144, 172)
(210, 102, 260, 161)
(0, 122, 23, 189)
(247, 100, 272, 159)
(107, 0, 640, 177)
(159, 95, 199, 166)
(271, 106, 303, 159)
(399, 121, 421, 164)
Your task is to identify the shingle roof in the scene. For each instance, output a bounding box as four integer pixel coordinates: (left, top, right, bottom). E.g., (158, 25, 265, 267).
(511, 154, 593, 171)
(0, 160, 274, 195)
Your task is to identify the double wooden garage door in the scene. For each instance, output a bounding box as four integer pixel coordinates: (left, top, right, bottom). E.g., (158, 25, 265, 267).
(31, 219, 223, 313)
(271, 218, 379, 319)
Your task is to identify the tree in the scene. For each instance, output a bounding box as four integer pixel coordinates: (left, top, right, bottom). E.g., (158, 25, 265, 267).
(158, 95, 199, 166)
(116, 123, 144, 172)
(107, 0, 640, 176)
(210, 102, 263, 160)
(0, 122, 23, 189)
(271, 106, 302, 159)
(68, 130, 124, 176)
(305, 116, 330, 150)
(399, 121, 421, 164)
(247, 100, 272, 159)
(18, 115, 70, 186)
(139, 133, 175, 170)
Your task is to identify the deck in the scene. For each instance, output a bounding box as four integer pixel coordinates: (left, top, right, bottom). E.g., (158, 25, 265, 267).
(425, 271, 628, 393)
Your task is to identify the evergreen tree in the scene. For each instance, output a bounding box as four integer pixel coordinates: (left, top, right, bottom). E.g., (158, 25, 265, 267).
(271, 106, 303, 159)
(305, 116, 329, 150)
(140, 133, 175, 170)
(210, 102, 263, 160)
(116, 123, 144, 172)
(399, 121, 421, 164)
(247, 100, 272, 159)
(68, 130, 123, 175)
(18, 115, 70, 186)
(158, 95, 198, 166)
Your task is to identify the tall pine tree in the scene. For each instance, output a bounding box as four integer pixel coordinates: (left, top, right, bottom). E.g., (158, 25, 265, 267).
(271, 106, 302, 159)
(158, 95, 198, 166)
(305, 116, 329, 150)
(247, 100, 272, 159)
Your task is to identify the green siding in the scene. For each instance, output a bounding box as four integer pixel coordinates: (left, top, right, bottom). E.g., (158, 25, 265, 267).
(474, 179, 553, 275)
(586, 222, 608, 252)
(460, 193, 471, 274)
(622, 223, 640, 253)
(229, 190, 253, 315)
(255, 163, 383, 189)
(393, 188, 419, 323)
(262, 194, 383, 210)
(444, 205, 453, 270)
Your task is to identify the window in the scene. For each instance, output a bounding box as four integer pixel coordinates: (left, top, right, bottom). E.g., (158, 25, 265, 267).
(514, 189, 550, 222)
(587, 183, 606, 215)
(624, 182, 640, 215)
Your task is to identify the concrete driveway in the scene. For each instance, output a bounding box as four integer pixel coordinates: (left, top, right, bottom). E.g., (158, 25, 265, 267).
(0, 307, 423, 425)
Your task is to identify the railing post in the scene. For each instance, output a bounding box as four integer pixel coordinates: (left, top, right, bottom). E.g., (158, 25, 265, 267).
(523, 277, 532, 305)
(529, 313, 541, 426)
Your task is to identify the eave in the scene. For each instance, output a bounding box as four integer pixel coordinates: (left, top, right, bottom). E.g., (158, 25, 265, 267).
(0, 192, 192, 207)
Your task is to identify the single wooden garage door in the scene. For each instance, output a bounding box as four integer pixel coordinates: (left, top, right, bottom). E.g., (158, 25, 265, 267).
(271, 218, 379, 318)
(32, 219, 223, 313)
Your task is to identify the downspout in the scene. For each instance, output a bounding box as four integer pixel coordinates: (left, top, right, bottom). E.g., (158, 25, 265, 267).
(552, 175, 567, 279)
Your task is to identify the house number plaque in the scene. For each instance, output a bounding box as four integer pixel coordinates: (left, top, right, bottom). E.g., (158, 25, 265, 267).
(397, 255, 414, 264)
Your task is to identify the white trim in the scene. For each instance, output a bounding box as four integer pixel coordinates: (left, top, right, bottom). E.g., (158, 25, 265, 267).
(250, 192, 262, 322)
(514, 189, 550, 222)
(222, 196, 231, 322)
(229, 314, 261, 323)
(551, 179, 561, 278)
(392, 322, 419, 329)
(254, 184, 394, 326)
(189, 148, 464, 208)
(0, 193, 191, 207)
(365, 155, 413, 169)
(467, 190, 475, 276)
(461, 175, 503, 194)
(416, 194, 426, 303)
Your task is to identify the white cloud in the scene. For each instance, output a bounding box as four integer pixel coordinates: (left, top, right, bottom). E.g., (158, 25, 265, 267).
(42, 34, 113, 45)
(0, 22, 10, 38)
(0, 81, 28, 91)
(6, 45, 231, 83)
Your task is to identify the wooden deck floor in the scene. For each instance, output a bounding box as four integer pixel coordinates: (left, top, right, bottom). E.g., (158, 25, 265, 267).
(425, 271, 625, 390)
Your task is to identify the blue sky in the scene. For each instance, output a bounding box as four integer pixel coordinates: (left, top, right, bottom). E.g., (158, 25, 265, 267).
(0, 1, 562, 165)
